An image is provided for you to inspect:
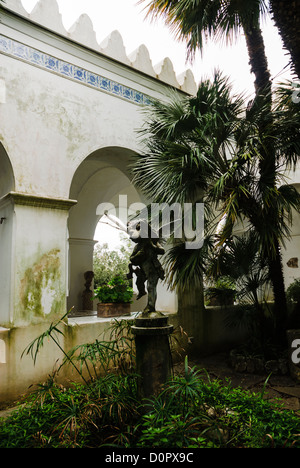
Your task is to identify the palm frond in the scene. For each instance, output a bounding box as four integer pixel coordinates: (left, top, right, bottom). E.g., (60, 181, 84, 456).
(164, 235, 214, 291)
(138, 0, 269, 59)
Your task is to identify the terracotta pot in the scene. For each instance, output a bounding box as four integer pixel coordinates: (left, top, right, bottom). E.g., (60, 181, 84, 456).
(97, 302, 131, 318)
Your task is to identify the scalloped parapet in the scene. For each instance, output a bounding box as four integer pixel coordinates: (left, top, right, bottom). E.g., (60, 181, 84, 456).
(100, 30, 131, 66)
(177, 69, 198, 95)
(29, 0, 67, 36)
(154, 57, 180, 88)
(68, 14, 99, 51)
(1, 0, 29, 17)
(128, 44, 156, 78)
(3, 0, 197, 94)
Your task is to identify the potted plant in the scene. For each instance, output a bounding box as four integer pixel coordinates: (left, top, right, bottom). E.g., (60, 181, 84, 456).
(94, 275, 133, 318)
(205, 276, 236, 307)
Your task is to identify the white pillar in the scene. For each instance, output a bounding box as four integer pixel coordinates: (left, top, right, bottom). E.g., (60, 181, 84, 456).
(0, 192, 76, 327)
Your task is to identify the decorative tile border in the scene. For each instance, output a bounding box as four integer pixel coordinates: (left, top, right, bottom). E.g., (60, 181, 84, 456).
(0, 34, 152, 106)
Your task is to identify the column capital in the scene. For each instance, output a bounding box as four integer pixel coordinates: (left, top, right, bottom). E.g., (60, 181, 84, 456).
(2, 192, 77, 211)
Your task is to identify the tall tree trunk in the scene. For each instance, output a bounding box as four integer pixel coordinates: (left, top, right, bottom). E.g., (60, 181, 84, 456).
(244, 24, 272, 97)
(269, 0, 300, 80)
(267, 239, 288, 346)
(244, 23, 288, 347)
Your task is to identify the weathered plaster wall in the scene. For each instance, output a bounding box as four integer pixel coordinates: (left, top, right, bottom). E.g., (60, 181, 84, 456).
(0, 1, 188, 401)
(0, 52, 145, 200)
(13, 204, 69, 327)
(0, 1, 186, 328)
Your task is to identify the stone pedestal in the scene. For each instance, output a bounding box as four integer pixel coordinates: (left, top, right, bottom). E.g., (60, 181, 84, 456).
(131, 312, 173, 401)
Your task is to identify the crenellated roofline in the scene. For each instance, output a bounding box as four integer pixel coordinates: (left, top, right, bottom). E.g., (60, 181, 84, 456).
(2, 0, 197, 95)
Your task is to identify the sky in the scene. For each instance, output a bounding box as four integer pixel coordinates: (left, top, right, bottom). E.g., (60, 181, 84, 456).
(21, 0, 294, 98)
(20, 0, 295, 248)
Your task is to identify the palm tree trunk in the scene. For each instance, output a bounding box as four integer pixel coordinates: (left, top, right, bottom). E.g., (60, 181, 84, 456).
(269, 0, 300, 80)
(244, 22, 288, 347)
(267, 239, 288, 346)
(243, 24, 271, 97)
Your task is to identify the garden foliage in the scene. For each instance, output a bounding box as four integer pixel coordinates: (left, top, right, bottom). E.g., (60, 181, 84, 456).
(1, 317, 300, 448)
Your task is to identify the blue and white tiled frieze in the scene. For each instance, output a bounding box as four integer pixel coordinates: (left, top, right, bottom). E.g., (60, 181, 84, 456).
(0, 35, 152, 106)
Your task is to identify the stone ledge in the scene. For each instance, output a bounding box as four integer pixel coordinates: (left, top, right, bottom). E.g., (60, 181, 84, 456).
(2, 192, 77, 210)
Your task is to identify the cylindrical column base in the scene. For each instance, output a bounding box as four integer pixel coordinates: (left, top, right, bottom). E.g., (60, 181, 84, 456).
(131, 314, 173, 401)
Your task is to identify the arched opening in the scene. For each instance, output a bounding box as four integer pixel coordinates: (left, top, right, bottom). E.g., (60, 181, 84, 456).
(0, 143, 15, 325)
(67, 146, 144, 315)
(0, 143, 15, 199)
(67, 146, 177, 317)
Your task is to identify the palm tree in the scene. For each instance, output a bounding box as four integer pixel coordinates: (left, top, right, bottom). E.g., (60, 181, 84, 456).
(207, 81, 300, 344)
(134, 73, 243, 207)
(138, 0, 299, 345)
(269, 0, 300, 80)
(132, 74, 300, 347)
(139, 0, 271, 95)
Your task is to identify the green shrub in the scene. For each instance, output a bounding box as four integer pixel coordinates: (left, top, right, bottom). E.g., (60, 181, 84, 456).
(93, 239, 132, 288)
(2, 318, 300, 448)
(205, 276, 237, 306)
(134, 368, 300, 449)
(286, 278, 300, 304)
(94, 276, 133, 303)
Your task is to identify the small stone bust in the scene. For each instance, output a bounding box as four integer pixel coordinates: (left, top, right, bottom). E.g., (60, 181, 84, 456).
(82, 270, 94, 311)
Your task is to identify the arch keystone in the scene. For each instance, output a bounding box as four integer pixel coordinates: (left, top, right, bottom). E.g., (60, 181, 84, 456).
(154, 57, 180, 88)
(29, 0, 67, 36)
(100, 30, 130, 66)
(68, 14, 100, 51)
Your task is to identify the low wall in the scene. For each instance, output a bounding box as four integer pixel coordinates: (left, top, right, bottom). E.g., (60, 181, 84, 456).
(0, 312, 179, 405)
(177, 302, 250, 357)
(0, 305, 248, 405)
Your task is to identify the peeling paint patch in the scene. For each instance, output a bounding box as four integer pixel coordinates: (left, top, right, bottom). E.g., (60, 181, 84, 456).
(20, 249, 64, 321)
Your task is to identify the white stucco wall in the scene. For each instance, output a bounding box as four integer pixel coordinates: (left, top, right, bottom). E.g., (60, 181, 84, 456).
(0, 1, 186, 400)
(0, 2, 187, 327)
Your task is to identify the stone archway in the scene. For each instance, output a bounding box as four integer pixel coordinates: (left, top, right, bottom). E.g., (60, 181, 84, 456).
(0, 143, 15, 199)
(67, 145, 178, 316)
(67, 146, 142, 315)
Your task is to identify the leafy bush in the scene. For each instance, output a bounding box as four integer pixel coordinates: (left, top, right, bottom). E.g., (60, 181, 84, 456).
(2, 361, 300, 449)
(205, 276, 236, 306)
(286, 278, 300, 304)
(1, 318, 300, 448)
(135, 363, 300, 449)
(93, 238, 132, 288)
(94, 276, 133, 303)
